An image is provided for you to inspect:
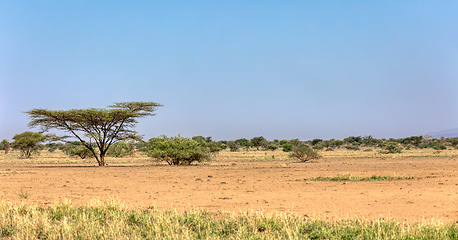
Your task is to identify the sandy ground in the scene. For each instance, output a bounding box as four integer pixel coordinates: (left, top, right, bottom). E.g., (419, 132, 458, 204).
(1, 155, 457, 223)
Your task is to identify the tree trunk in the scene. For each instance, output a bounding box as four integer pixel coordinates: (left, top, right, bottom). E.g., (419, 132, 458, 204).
(98, 154, 106, 166)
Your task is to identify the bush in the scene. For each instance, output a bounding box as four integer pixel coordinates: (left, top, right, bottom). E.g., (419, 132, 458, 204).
(310, 139, 322, 146)
(142, 136, 210, 165)
(106, 141, 135, 157)
(289, 139, 301, 146)
(45, 143, 61, 153)
(331, 140, 344, 148)
(418, 142, 446, 150)
(289, 145, 321, 162)
(228, 141, 239, 152)
(432, 144, 446, 150)
(343, 136, 362, 145)
(250, 136, 267, 150)
(0, 139, 10, 154)
(312, 145, 324, 150)
(379, 141, 389, 148)
(63, 142, 94, 159)
(234, 138, 252, 151)
(345, 145, 360, 151)
(384, 142, 402, 154)
(218, 141, 228, 150)
(267, 145, 278, 151)
(282, 143, 293, 152)
(418, 143, 428, 149)
(448, 138, 458, 149)
(206, 141, 223, 155)
(219, 143, 227, 150)
(191, 136, 206, 142)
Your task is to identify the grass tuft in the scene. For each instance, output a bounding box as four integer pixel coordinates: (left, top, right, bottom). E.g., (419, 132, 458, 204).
(17, 188, 30, 199)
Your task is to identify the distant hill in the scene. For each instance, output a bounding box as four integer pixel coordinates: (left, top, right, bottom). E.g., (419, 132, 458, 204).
(427, 128, 458, 139)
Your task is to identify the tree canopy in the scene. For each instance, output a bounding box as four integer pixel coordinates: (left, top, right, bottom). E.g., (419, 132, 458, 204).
(12, 131, 47, 158)
(26, 101, 162, 166)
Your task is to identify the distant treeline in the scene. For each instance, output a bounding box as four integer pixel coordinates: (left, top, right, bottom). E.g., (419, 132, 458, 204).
(2, 134, 457, 154)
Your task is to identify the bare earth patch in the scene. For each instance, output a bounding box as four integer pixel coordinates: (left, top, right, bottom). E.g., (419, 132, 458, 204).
(1, 152, 457, 223)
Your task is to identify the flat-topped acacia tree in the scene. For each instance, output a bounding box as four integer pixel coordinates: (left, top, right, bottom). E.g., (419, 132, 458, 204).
(26, 101, 162, 166)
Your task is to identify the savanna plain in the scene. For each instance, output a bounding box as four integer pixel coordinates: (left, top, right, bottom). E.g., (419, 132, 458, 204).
(1, 148, 457, 239)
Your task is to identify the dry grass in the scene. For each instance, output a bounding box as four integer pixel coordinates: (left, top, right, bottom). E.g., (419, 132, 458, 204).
(0, 199, 456, 239)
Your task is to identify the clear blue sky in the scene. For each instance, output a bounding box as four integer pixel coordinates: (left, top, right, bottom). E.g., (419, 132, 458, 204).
(1, 1, 457, 141)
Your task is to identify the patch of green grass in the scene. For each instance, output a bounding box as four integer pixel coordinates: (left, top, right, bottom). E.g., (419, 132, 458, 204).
(0, 200, 456, 239)
(309, 173, 414, 181)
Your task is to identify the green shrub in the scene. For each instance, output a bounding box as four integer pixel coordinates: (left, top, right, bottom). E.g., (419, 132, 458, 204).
(331, 140, 344, 148)
(234, 138, 252, 151)
(384, 142, 402, 153)
(418, 142, 446, 150)
(250, 136, 268, 150)
(106, 141, 135, 157)
(282, 143, 293, 152)
(45, 143, 61, 153)
(432, 144, 446, 150)
(228, 141, 239, 152)
(343, 136, 362, 145)
(267, 145, 278, 151)
(63, 142, 94, 159)
(312, 145, 324, 150)
(345, 145, 360, 151)
(289, 145, 321, 162)
(191, 135, 206, 142)
(289, 139, 301, 146)
(219, 143, 227, 150)
(142, 136, 210, 165)
(218, 141, 228, 150)
(206, 141, 223, 155)
(418, 143, 428, 149)
(448, 138, 458, 149)
(0, 139, 10, 154)
(310, 139, 322, 146)
(377, 142, 386, 148)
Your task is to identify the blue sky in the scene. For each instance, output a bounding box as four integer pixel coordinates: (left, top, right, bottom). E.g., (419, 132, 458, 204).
(1, 1, 457, 141)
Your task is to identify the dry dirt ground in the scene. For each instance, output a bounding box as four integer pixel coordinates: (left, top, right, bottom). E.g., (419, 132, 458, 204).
(1, 152, 457, 223)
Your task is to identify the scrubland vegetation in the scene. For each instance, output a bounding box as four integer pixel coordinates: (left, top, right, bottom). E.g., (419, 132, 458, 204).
(1, 140, 457, 239)
(2, 133, 458, 163)
(1, 101, 457, 239)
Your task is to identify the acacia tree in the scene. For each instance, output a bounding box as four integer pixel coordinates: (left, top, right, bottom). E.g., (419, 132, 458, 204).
(26, 101, 162, 166)
(12, 131, 47, 157)
(250, 136, 267, 150)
